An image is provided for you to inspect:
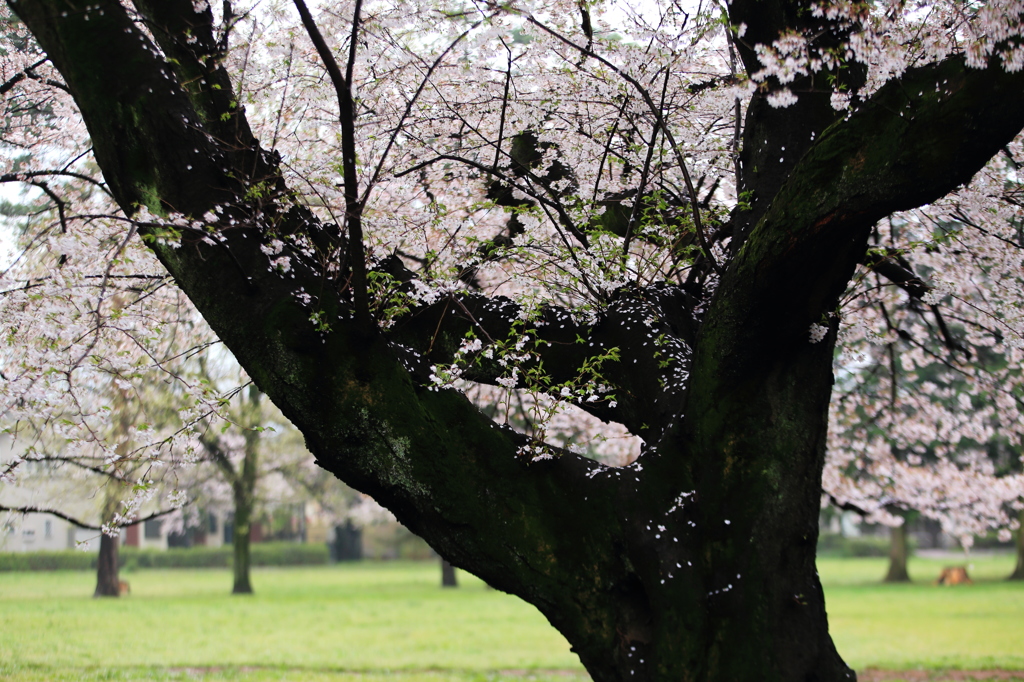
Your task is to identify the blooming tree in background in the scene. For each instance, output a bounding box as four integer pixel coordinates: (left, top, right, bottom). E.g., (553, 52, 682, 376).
(2, 0, 1024, 680)
(0, 26, 244, 594)
(823, 158, 1024, 575)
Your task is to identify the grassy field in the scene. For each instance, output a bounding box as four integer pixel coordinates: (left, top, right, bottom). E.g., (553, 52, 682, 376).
(0, 554, 1021, 681)
(819, 554, 1024, 674)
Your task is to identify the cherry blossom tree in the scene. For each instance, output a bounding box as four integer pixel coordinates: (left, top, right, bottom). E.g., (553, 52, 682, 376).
(192, 374, 330, 594)
(823, 202, 1024, 580)
(5, 0, 1024, 680)
(0, 31, 226, 594)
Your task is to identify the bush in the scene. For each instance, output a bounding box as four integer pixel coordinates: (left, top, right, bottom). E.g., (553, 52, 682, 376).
(1, 542, 330, 572)
(0, 550, 95, 571)
(817, 533, 910, 558)
(121, 546, 231, 570)
(250, 542, 329, 566)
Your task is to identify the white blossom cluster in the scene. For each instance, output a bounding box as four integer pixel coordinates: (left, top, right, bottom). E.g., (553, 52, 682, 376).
(826, 134, 1024, 543)
(2, 0, 1023, 544)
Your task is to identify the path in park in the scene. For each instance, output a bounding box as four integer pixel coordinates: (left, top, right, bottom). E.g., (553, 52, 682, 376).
(861, 670, 1024, 681)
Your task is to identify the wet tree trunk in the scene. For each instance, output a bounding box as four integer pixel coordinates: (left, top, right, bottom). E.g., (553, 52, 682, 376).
(1010, 509, 1024, 581)
(14, 2, 1024, 680)
(884, 524, 911, 583)
(441, 558, 458, 588)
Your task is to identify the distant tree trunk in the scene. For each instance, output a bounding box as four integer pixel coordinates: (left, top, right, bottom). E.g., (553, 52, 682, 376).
(332, 520, 363, 561)
(96, 397, 129, 599)
(94, 532, 121, 597)
(231, 386, 261, 595)
(231, 477, 254, 594)
(1009, 509, 1024, 581)
(441, 558, 457, 587)
(884, 524, 911, 583)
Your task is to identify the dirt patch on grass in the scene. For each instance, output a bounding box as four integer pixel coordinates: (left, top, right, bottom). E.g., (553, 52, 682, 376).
(860, 670, 1024, 681)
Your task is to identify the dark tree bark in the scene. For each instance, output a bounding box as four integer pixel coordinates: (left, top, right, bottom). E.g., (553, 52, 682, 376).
(11, 1, 1024, 681)
(884, 525, 911, 583)
(1010, 510, 1024, 581)
(93, 532, 121, 597)
(441, 559, 458, 588)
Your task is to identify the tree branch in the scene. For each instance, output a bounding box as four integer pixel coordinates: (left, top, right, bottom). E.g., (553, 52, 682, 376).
(0, 504, 176, 531)
(292, 0, 370, 326)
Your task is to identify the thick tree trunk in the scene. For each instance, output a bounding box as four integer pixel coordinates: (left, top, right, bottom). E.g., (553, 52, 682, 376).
(884, 524, 911, 583)
(441, 558, 458, 588)
(94, 533, 120, 597)
(14, 2, 1024, 681)
(1010, 510, 1024, 581)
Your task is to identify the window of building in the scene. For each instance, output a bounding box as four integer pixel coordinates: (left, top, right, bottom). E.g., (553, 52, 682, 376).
(144, 519, 162, 539)
(44, 520, 52, 538)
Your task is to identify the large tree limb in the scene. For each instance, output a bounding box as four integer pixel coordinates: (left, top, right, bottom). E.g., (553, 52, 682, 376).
(725, 0, 867, 252)
(673, 53, 1024, 546)
(8, 0, 657, 642)
(701, 54, 1024, 385)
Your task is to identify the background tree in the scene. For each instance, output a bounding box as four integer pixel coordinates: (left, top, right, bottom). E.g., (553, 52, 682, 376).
(5, 2, 1024, 682)
(1, 383, 184, 597)
(0, 19, 245, 595)
(824, 208, 1024, 580)
(195, 384, 263, 594)
(193, 374, 328, 594)
(1012, 509, 1024, 581)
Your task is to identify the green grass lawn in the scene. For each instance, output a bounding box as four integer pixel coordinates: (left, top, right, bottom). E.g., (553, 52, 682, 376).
(0, 562, 581, 682)
(819, 554, 1024, 675)
(0, 555, 1021, 681)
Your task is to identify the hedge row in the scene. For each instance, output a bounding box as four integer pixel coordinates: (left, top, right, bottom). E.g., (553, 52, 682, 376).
(0, 550, 94, 571)
(0, 542, 330, 572)
(817, 533, 902, 558)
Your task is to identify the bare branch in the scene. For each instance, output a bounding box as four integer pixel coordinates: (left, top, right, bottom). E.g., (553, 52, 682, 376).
(292, 0, 370, 325)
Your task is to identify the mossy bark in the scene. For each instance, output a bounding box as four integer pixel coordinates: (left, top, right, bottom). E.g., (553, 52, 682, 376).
(13, 1, 1024, 680)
